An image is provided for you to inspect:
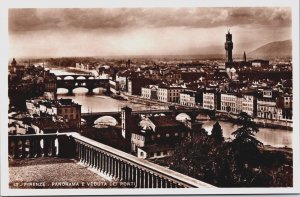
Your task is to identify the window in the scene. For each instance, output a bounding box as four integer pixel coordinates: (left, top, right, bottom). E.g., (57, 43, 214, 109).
(140, 152, 144, 157)
(166, 133, 170, 137)
(175, 132, 178, 136)
(163, 151, 168, 155)
(150, 153, 154, 158)
(157, 152, 161, 156)
(157, 134, 160, 138)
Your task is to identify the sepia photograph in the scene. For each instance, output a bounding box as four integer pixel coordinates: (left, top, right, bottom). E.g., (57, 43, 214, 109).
(1, 0, 300, 196)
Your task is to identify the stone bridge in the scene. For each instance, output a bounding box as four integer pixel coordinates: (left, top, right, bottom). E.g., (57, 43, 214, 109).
(81, 108, 211, 125)
(8, 133, 215, 188)
(56, 74, 109, 95)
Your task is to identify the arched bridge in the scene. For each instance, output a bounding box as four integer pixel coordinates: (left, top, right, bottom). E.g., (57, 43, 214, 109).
(82, 108, 212, 124)
(56, 74, 109, 95)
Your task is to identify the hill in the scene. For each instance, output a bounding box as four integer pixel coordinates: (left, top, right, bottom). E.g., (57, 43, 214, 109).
(249, 40, 291, 58)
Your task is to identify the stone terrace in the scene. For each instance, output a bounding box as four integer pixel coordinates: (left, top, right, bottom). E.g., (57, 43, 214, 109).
(9, 157, 123, 189)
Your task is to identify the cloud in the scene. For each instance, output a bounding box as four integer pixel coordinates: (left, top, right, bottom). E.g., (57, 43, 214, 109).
(9, 7, 291, 33)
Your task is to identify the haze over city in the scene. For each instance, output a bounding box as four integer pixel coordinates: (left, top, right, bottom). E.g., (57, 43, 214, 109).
(9, 7, 291, 57)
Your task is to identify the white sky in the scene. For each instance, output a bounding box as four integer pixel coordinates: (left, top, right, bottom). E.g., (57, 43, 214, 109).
(9, 8, 291, 57)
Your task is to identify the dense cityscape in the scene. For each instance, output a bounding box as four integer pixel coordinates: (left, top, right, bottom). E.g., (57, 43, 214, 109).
(7, 7, 294, 189)
(8, 31, 293, 188)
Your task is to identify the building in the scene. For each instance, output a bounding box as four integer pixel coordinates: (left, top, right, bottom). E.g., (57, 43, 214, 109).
(250, 59, 270, 68)
(157, 86, 184, 103)
(141, 85, 159, 100)
(220, 93, 255, 116)
(127, 77, 155, 96)
(203, 92, 216, 110)
(256, 90, 282, 120)
(109, 80, 120, 95)
(26, 98, 82, 129)
(179, 90, 202, 107)
(131, 115, 191, 159)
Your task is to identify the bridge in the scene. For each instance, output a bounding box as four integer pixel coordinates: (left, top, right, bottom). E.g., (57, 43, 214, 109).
(82, 108, 211, 124)
(55, 74, 109, 95)
(8, 133, 215, 188)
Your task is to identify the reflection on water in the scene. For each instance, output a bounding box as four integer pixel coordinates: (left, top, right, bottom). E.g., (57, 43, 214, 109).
(53, 69, 292, 148)
(202, 120, 292, 148)
(57, 90, 167, 113)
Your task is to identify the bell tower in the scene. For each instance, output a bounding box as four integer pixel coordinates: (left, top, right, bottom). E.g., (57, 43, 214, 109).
(225, 30, 233, 65)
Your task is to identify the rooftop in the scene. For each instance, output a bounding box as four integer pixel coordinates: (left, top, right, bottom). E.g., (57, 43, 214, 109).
(149, 116, 182, 128)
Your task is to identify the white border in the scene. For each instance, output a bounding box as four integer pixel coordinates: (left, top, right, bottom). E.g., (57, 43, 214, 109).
(1, 0, 299, 196)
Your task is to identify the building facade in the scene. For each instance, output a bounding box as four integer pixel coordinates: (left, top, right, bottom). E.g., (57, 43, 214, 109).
(203, 92, 216, 110)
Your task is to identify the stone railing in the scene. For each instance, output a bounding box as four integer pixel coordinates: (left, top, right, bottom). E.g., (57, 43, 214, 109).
(8, 133, 215, 188)
(8, 133, 75, 158)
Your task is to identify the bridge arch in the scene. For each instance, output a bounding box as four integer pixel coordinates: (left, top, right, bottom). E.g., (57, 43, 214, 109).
(94, 116, 118, 126)
(56, 76, 62, 80)
(57, 88, 69, 94)
(73, 87, 89, 94)
(76, 76, 86, 80)
(88, 76, 95, 79)
(176, 113, 191, 123)
(64, 76, 75, 80)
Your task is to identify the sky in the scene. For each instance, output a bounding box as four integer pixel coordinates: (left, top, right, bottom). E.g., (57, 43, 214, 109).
(9, 7, 291, 57)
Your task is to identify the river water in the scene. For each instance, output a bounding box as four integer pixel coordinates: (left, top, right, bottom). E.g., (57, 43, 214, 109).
(51, 68, 292, 148)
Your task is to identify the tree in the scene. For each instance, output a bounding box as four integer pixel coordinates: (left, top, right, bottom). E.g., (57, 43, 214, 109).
(231, 112, 263, 165)
(211, 121, 224, 143)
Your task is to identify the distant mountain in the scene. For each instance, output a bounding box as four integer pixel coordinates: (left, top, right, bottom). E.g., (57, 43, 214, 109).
(249, 40, 291, 58)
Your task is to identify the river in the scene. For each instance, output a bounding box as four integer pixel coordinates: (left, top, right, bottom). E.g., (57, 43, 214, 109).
(51, 68, 292, 148)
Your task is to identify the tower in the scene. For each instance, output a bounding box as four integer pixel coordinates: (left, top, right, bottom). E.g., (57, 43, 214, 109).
(11, 58, 17, 67)
(121, 106, 132, 139)
(243, 51, 247, 62)
(225, 31, 233, 64)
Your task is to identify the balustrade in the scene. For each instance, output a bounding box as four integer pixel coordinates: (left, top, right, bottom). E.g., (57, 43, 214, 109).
(9, 132, 214, 188)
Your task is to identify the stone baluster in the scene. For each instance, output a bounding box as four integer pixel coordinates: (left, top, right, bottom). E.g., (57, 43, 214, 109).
(141, 170, 145, 188)
(91, 148, 95, 167)
(83, 144, 86, 162)
(108, 155, 112, 175)
(126, 163, 130, 182)
(87, 147, 90, 165)
(149, 173, 154, 188)
(152, 174, 157, 188)
(94, 150, 99, 169)
(117, 159, 121, 180)
(13, 139, 19, 158)
(161, 178, 166, 188)
(166, 180, 171, 188)
(136, 168, 141, 188)
(43, 138, 49, 157)
(94, 149, 98, 168)
(127, 164, 132, 182)
(170, 181, 176, 188)
(35, 138, 42, 157)
(95, 151, 99, 170)
(111, 157, 115, 178)
(21, 139, 26, 158)
(131, 166, 137, 187)
(114, 159, 119, 179)
(122, 162, 126, 181)
(99, 152, 103, 171)
(78, 143, 82, 161)
(157, 176, 162, 188)
(104, 154, 107, 174)
(29, 138, 35, 158)
(144, 171, 149, 188)
(51, 138, 56, 157)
